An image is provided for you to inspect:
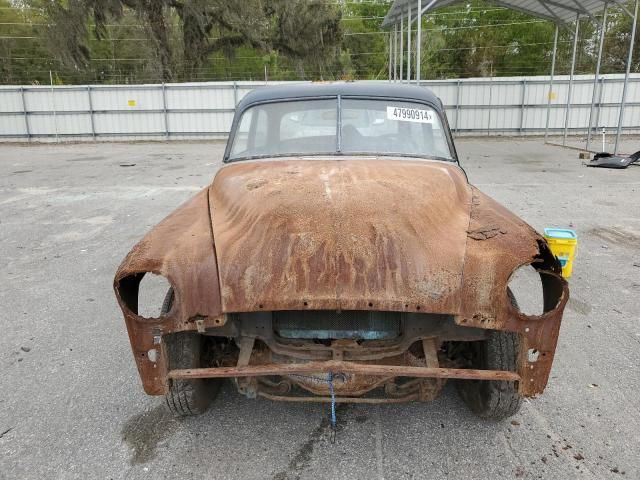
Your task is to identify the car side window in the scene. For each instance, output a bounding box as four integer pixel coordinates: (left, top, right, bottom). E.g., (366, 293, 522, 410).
(230, 107, 269, 157)
(230, 109, 253, 157)
(252, 109, 268, 150)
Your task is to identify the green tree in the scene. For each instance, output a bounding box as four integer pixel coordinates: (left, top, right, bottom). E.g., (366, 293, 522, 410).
(341, 1, 389, 79)
(0, 0, 55, 84)
(2, 0, 639, 85)
(33, 0, 342, 82)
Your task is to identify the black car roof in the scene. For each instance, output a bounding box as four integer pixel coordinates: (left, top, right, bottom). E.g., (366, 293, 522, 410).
(236, 82, 444, 112)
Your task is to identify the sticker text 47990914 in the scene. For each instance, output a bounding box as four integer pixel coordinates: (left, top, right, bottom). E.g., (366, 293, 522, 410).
(386, 106, 434, 124)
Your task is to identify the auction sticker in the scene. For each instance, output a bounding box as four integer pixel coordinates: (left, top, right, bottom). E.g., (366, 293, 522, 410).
(387, 106, 434, 124)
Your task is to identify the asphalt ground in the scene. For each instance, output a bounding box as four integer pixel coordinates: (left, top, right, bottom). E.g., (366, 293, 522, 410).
(1, 138, 639, 480)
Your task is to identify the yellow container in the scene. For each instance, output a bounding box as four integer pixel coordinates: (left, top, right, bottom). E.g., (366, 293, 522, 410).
(544, 228, 578, 278)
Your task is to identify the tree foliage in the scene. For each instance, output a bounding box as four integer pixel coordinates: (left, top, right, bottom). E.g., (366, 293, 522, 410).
(1, 0, 639, 85)
(32, 0, 342, 82)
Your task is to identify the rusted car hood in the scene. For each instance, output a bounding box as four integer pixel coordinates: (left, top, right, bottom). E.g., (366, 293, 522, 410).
(209, 158, 472, 313)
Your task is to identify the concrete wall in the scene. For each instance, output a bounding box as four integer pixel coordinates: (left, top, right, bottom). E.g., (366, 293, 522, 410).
(0, 75, 638, 142)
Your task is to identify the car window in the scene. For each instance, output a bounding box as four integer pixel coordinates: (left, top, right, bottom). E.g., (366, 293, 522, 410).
(280, 102, 337, 142)
(229, 107, 269, 157)
(341, 99, 451, 159)
(230, 108, 253, 157)
(228, 97, 452, 161)
(230, 99, 337, 159)
(254, 108, 268, 149)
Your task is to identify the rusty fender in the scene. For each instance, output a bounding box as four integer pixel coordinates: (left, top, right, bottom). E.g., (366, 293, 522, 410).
(113, 188, 224, 395)
(459, 187, 568, 396)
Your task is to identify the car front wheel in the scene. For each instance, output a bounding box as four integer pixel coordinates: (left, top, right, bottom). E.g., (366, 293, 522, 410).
(162, 288, 220, 416)
(456, 290, 524, 420)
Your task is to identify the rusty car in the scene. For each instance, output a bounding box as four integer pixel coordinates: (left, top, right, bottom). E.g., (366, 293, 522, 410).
(114, 83, 569, 420)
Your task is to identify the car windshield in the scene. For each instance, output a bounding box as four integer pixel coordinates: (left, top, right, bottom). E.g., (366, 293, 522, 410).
(228, 98, 453, 161)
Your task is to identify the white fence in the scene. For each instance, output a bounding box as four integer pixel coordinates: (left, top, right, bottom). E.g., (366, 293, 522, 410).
(0, 74, 639, 142)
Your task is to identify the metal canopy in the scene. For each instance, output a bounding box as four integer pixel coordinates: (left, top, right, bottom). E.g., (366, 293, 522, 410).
(382, 0, 627, 27)
(384, 0, 639, 154)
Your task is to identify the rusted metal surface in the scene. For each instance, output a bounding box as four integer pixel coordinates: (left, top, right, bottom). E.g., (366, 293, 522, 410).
(168, 362, 521, 381)
(256, 374, 435, 403)
(459, 187, 569, 395)
(220, 312, 486, 362)
(114, 157, 567, 400)
(238, 341, 449, 399)
(257, 392, 421, 404)
(228, 337, 450, 400)
(113, 188, 223, 394)
(210, 158, 471, 314)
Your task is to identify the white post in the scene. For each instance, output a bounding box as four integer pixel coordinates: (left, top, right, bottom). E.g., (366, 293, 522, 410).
(393, 24, 398, 82)
(407, 3, 412, 83)
(20, 86, 30, 140)
(388, 32, 393, 82)
(587, 4, 608, 151)
(416, 0, 422, 84)
(162, 83, 169, 138)
(614, 0, 639, 154)
(487, 63, 493, 135)
(400, 12, 404, 82)
(544, 25, 559, 142)
(49, 70, 59, 143)
(563, 15, 580, 147)
(87, 85, 95, 140)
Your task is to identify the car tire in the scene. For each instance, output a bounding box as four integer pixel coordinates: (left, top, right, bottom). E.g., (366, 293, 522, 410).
(456, 289, 524, 420)
(162, 288, 221, 416)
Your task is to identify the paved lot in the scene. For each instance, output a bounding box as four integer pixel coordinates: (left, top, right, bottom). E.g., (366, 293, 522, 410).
(1, 138, 639, 480)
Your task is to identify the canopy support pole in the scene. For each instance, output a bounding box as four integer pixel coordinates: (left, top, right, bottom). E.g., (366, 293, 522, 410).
(563, 15, 580, 147)
(388, 32, 393, 82)
(544, 25, 559, 142)
(407, 3, 412, 82)
(614, 0, 639, 154)
(394, 24, 398, 82)
(416, 0, 422, 85)
(400, 11, 404, 82)
(587, 3, 608, 151)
